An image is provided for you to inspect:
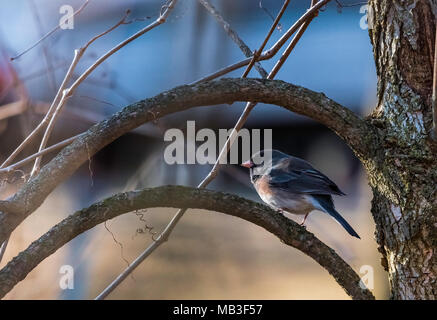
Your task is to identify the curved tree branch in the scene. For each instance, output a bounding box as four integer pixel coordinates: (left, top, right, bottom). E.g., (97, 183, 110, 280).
(0, 186, 375, 300)
(0, 78, 378, 244)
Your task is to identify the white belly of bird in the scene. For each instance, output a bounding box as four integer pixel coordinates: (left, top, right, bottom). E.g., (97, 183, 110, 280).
(258, 190, 315, 216)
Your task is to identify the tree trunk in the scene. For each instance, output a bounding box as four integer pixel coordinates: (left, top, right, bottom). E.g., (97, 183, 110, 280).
(367, 0, 437, 299)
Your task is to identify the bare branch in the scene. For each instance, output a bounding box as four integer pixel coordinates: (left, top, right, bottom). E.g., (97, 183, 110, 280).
(0, 134, 82, 176)
(0, 78, 377, 245)
(201, 0, 320, 180)
(242, 0, 290, 78)
(11, 0, 90, 61)
(0, 7, 140, 263)
(30, 9, 133, 176)
(193, 0, 331, 84)
(0, 11, 129, 169)
(198, 0, 268, 78)
(31, 1, 178, 175)
(0, 186, 375, 300)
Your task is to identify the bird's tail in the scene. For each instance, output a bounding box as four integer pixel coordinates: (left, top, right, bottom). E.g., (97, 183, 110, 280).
(313, 195, 360, 239)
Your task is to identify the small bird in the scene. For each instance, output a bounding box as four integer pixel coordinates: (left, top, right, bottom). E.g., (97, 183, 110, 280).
(241, 149, 360, 239)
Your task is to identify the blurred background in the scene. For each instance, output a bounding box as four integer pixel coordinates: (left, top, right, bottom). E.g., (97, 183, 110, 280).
(0, 0, 388, 299)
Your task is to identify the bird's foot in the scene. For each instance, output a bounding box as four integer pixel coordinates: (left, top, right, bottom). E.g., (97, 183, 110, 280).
(300, 213, 310, 226)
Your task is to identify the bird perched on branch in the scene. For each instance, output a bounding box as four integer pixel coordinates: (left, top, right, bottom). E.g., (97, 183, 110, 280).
(241, 149, 360, 239)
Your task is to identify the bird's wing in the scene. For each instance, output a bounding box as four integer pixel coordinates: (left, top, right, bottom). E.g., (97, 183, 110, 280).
(268, 158, 345, 196)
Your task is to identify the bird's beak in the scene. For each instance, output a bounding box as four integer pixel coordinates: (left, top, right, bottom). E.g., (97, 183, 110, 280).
(241, 160, 253, 168)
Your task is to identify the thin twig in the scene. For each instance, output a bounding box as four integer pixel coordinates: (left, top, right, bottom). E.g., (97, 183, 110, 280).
(0, 11, 129, 170)
(0, 134, 82, 175)
(334, 0, 367, 9)
(0, 0, 178, 265)
(32, 1, 178, 175)
(259, 0, 283, 31)
(199, 0, 318, 186)
(11, 0, 90, 61)
(242, 0, 290, 78)
(192, 0, 330, 84)
(30, 9, 132, 176)
(269, 0, 318, 79)
(198, 0, 268, 78)
(95, 0, 321, 300)
(0, 132, 81, 264)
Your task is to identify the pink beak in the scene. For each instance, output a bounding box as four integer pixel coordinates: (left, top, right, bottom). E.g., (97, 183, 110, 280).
(241, 160, 254, 168)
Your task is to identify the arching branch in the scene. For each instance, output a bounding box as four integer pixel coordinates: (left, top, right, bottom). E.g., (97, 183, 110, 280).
(0, 78, 378, 244)
(0, 186, 375, 300)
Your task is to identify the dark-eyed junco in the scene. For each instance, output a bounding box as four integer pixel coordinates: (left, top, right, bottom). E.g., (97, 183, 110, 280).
(241, 149, 360, 239)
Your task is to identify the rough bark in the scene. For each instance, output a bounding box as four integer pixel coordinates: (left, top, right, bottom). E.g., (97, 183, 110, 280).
(367, 0, 437, 299)
(0, 186, 374, 300)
